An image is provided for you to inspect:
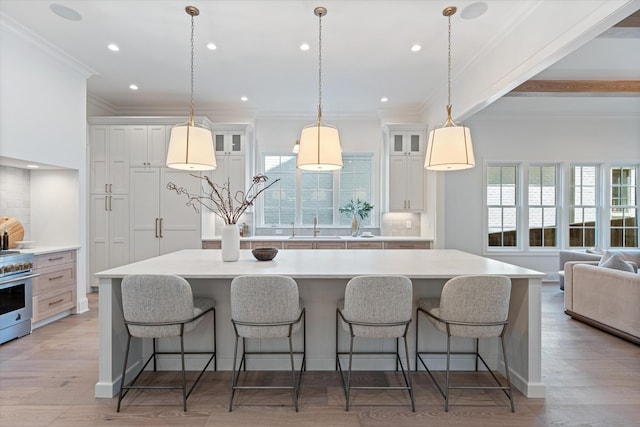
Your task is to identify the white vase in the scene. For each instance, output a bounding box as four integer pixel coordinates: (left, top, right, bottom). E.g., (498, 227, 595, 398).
(221, 223, 240, 262)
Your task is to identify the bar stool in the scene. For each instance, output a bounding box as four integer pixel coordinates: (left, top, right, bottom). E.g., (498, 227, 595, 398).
(117, 274, 216, 412)
(415, 275, 515, 412)
(336, 275, 415, 411)
(229, 274, 306, 412)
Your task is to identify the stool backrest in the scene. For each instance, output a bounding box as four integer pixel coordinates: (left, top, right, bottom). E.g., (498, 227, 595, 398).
(121, 274, 195, 338)
(231, 275, 300, 338)
(439, 275, 511, 338)
(343, 275, 412, 338)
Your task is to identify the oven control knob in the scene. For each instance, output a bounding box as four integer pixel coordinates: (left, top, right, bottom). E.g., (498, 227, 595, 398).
(4, 264, 14, 272)
(25, 262, 33, 269)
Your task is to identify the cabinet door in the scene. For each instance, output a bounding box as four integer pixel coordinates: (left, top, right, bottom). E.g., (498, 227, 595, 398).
(130, 125, 167, 167)
(129, 126, 148, 167)
(389, 156, 408, 211)
(160, 169, 202, 255)
(90, 126, 109, 194)
(89, 195, 109, 287)
(406, 155, 425, 211)
(390, 131, 424, 155)
(109, 126, 129, 194)
(130, 168, 160, 262)
(148, 125, 168, 166)
(215, 131, 245, 155)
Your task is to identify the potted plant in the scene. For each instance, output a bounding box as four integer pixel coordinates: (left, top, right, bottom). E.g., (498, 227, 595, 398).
(339, 198, 374, 237)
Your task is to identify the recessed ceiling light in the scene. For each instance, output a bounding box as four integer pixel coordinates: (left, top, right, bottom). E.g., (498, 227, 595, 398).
(461, 2, 488, 20)
(411, 44, 422, 52)
(381, 97, 388, 103)
(241, 96, 248, 102)
(26, 164, 39, 169)
(107, 43, 119, 52)
(129, 84, 138, 90)
(49, 3, 82, 21)
(300, 43, 310, 51)
(207, 43, 217, 50)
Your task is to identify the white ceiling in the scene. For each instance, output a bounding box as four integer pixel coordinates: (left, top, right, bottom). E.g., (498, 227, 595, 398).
(1, 0, 639, 122)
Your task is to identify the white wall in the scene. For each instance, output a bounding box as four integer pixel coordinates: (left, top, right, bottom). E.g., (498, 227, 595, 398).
(1, 16, 93, 312)
(442, 96, 640, 276)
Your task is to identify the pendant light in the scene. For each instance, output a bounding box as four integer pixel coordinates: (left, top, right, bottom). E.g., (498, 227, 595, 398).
(424, 6, 475, 171)
(166, 5, 216, 171)
(297, 6, 343, 171)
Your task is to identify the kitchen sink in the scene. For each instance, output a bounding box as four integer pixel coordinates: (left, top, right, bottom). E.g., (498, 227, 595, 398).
(288, 236, 342, 239)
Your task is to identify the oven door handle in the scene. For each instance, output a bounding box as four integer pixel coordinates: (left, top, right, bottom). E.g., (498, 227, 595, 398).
(0, 273, 40, 286)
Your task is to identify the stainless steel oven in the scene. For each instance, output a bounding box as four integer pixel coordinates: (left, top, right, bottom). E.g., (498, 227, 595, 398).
(0, 252, 37, 345)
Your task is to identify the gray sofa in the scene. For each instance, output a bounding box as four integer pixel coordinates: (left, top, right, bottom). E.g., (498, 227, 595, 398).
(558, 250, 602, 290)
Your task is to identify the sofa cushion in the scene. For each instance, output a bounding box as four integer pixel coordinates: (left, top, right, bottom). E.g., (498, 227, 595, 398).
(586, 246, 605, 255)
(599, 252, 635, 272)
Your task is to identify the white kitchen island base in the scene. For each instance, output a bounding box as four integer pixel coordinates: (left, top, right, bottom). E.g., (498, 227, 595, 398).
(95, 249, 545, 399)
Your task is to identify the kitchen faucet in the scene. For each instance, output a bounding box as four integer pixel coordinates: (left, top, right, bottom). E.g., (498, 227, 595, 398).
(313, 217, 318, 237)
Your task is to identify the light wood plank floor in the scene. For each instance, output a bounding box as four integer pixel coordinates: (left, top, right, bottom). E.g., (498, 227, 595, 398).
(1, 284, 639, 426)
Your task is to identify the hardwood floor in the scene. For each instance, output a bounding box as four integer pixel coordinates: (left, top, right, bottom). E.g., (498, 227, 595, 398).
(1, 284, 639, 426)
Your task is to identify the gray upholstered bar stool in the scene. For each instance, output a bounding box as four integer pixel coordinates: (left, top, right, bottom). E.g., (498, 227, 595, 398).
(336, 275, 415, 411)
(229, 274, 306, 412)
(415, 275, 515, 412)
(117, 274, 216, 412)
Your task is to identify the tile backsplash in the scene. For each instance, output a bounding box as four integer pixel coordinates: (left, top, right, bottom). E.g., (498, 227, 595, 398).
(0, 165, 31, 239)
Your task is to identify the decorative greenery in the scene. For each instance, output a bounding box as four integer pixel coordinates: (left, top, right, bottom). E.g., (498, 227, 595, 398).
(167, 174, 280, 225)
(339, 198, 374, 221)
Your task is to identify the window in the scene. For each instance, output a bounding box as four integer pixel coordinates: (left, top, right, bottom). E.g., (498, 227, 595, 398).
(339, 156, 373, 226)
(487, 165, 518, 247)
(610, 166, 638, 247)
(528, 166, 558, 247)
(262, 154, 373, 226)
(569, 165, 598, 247)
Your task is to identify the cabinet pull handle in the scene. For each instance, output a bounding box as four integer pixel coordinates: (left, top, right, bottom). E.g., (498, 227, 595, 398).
(109, 195, 112, 211)
(48, 298, 64, 306)
(109, 183, 112, 193)
(159, 218, 163, 238)
(407, 200, 410, 209)
(104, 184, 108, 193)
(48, 256, 64, 261)
(155, 218, 159, 238)
(48, 275, 64, 281)
(105, 196, 108, 211)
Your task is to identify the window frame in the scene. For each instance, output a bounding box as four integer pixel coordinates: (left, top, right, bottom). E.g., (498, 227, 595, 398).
(259, 152, 375, 228)
(485, 163, 521, 251)
(526, 164, 560, 249)
(608, 164, 638, 248)
(567, 163, 600, 249)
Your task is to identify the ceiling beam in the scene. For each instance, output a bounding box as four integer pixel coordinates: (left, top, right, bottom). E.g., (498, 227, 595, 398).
(511, 80, 640, 94)
(614, 10, 640, 27)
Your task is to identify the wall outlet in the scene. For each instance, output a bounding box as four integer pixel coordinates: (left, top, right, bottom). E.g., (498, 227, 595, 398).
(275, 229, 283, 235)
(406, 221, 412, 229)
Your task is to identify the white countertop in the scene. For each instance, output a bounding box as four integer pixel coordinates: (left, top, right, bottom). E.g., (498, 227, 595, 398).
(17, 245, 80, 255)
(96, 248, 543, 280)
(204, 235, 433, 242)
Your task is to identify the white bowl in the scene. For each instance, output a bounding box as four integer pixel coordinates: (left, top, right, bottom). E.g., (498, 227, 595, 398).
(16, 241, 36, 249)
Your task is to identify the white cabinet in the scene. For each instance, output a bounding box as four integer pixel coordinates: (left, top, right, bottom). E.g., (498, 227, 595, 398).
(89, 193, 129, 287)
(214, 131, 245, 155)
(89, 125, 129, 194)
(129, 125, 168, 167)
(388, 128, 426, 212)
(130, 168, 202, 262)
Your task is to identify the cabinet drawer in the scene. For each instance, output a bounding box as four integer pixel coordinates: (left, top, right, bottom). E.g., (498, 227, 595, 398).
(347, 241, 383, 249)
(202, 241, 250, 249)
(315, 241, 346, 249)
(384, 241, 431, 249)
(33, 264, 76, 295)
(32, 286, 76, 323)
(33, 250, 76, 269)
(283, 242, 313, 249)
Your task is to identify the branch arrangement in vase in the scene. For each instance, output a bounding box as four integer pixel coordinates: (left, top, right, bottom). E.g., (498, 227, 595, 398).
(167, 174, 280, 225)
(339, 198, 374, 222)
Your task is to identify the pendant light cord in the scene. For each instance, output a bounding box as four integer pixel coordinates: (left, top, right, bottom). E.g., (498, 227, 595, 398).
(189, 11, 196, 126)
(317, 10, 323, 124)
(447, 13, 452, 109)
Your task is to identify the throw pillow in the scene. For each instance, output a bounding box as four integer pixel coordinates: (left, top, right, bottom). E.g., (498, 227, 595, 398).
(586, 246, 604, 255)
(598, 252, 635, 272)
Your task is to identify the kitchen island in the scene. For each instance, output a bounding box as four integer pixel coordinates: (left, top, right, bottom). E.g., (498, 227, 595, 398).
(95, 249, 545, 399)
